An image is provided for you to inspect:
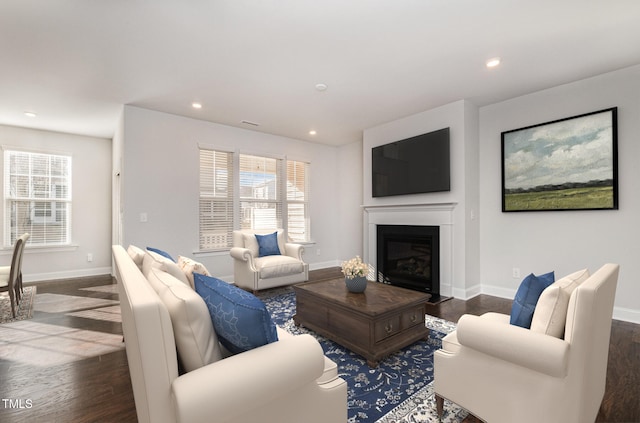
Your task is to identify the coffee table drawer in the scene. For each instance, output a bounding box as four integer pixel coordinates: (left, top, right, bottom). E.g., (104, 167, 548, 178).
(374, 314, 401, 342)
(402, 306, 424, 328)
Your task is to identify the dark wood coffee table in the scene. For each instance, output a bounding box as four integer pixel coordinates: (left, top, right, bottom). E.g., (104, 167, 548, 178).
(293, 278, 430, 367)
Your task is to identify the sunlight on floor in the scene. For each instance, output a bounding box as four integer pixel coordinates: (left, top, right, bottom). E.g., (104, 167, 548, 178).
(0, 320, 124, 366)
(33, 293, 118, 314)
(0, 284, 124, 366)
(67, 305, 122, 322)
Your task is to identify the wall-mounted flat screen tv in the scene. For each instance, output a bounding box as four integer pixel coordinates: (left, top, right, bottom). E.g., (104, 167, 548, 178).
(372, 127, 450, 197)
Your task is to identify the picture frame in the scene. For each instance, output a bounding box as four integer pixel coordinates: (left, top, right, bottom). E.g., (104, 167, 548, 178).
(501, 107, 618, 212)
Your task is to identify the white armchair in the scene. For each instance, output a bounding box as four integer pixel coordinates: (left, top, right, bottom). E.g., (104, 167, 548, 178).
(434, 263, 619, 423)
(230, 229, 308, 292)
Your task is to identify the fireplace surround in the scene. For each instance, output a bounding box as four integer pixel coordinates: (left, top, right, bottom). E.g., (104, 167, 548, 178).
(376, 224, 440, 298)
(363, 202, 456, 301)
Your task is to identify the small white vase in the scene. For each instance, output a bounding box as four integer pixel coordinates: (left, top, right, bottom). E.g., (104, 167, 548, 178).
(345, 276, 367, 293)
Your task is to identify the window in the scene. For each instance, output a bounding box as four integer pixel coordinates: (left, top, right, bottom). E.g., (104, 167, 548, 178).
(239, 154, 281, 231)
(286, 160, 310, 243)
(4, 149, 72, 246)
(198, 148, 310, 250)
(199, 149, 233, 250)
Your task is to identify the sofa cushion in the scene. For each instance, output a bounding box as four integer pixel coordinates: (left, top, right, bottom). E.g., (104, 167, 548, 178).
(510, 271, 555, 328)
(142, 250, 191, 287)
(194, 273, 278, 354)
(177, 255, 211, 290)
(127, 244, 146, 269)
(531, 268, 590, 338)
(255, 231, 281, 257)
(254, 255, 304, 279)
(148, 268, 222, 371)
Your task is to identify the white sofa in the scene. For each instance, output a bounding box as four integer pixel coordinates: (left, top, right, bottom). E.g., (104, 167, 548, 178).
(230, 229, 309, 292)
(112, 245, 347, 423)
(434, 263, 619, 423)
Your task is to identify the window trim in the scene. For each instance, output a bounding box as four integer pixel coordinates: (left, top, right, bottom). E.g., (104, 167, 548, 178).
(285, 159, 310, 243)
(3, 147, 73, 248)
(198, 146, 234, 252)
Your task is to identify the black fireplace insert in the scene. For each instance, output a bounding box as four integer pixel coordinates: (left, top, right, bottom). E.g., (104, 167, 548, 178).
(376, 224, 440, 298)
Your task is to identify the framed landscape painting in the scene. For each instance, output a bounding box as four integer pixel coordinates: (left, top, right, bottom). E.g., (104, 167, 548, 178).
(501, 107, 618, 212)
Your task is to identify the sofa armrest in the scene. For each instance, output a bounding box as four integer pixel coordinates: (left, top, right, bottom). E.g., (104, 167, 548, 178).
(284, 243, 305, 261)
(456, 314, 570, 378)
(171, 334, 325, 423)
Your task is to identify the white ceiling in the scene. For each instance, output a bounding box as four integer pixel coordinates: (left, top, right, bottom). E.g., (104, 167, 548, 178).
(2, 1, 640, 146)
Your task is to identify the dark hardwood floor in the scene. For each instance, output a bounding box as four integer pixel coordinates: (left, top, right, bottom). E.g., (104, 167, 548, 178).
(1, 269, 638, 422)
(0, 275, 135, 423)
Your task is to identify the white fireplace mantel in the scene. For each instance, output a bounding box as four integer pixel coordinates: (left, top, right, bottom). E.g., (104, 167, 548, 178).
(362, 202, 457, 297)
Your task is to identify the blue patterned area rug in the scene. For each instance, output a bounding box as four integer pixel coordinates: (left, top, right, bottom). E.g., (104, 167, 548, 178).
(259, 287, 469, 423)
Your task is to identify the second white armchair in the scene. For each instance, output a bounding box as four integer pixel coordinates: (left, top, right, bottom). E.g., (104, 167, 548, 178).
(434, 263, 619, 423)
(230, 229, 309, 292)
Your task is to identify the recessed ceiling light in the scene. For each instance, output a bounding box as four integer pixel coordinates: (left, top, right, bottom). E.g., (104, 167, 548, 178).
(192, 102, 202, 109)
(309, 130, 317, 135)
(315, 83, 328, 92)
(486, 57, 501, 68)
(24, 111, 37, 118)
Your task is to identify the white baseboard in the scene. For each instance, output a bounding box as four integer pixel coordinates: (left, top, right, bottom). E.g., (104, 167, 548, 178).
(479, 284, 516, 300)
(613, 307, 640, 324)
(24, 267, 113, 284)
(309, 260, 341, 271)
(451, 283, 482, 300)
(477, 283, 639, 324)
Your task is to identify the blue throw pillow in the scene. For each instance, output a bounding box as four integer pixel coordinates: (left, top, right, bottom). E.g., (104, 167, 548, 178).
(194, 273, 278, 354)
(510, 271, 555, 328)
(255, 232, 281, 257)
(146, 246, 175, 262)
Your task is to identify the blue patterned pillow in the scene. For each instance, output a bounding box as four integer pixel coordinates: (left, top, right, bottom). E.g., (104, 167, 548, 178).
(146, 246, 175, 262)
(255, 232, 281, 257)
(510, 271, 555, 328)
(194, 273, 278, 354)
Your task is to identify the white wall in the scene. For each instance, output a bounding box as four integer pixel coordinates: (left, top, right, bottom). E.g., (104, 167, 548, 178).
(463, 100, 481, 295)
(479, 64, 640, 323)
(336, 140, 364, 261)
(112, 108, 125, 247)
(119, 106, 353, 280)
(362, 100, 479, 297)
(0, 125, 112, 281)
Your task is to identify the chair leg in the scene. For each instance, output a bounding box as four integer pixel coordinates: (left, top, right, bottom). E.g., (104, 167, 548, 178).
(8, 289, 16, 318)
(14, 282, 21, 303)
(436, 394, 444, 418)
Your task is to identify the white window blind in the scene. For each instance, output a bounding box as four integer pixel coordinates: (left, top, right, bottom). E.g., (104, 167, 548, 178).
(199, 149, 233, 250)
(198, 149, 311, 251)
(286, 160, 310, 242)
(4, 150, 72, 246)
(239, 154, 282, 231)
